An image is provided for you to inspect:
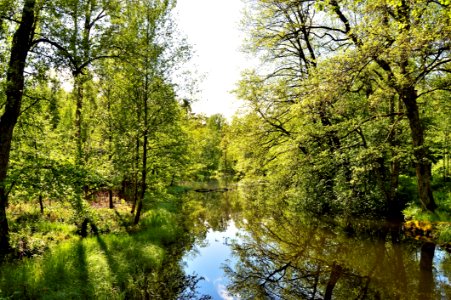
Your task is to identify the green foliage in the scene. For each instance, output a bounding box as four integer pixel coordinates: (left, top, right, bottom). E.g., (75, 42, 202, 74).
(437, 224, 451, 244)
(230, 0, 451, 218)
(5, 199, 135, 258)
(0, 192, 202, 299)
(183, 114, 231, 181)
(397, 175, 419, 204)
(0, 0, 196, 238)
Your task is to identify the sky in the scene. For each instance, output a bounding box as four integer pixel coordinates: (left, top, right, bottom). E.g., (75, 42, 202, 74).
(173, 0, 250, 118)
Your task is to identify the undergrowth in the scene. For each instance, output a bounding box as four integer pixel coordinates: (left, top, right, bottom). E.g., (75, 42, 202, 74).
(0, 188, 201, 299)
(403, 178, 451, 243)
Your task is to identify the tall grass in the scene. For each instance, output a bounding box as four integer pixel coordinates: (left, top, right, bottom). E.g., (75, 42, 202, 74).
(402, 171, 451, 243)
(0, 234, 169, 299)
(0, 192, 198, 299)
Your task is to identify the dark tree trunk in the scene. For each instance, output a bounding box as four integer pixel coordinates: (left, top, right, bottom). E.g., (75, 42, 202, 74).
(75, 76, 84, 165)
(131, 133, 140, 214)
(386, 96, 403, 220)
(39, 194, 44, 214)
(418, 242, 435, 299)
(0, 0, 36, 257)
(73, 76, 86, 209)
(108, 189, 114, 209)
(106, 87, 114, 210)
(402, 88, 437, 211)
(0, 202, 9, 258)
(131, 100, 141, 215)
(134, 197, 143, 225)
(324, 262, 343, 300)
(133, 8, 152, 226)
(131, 178, 138, 214)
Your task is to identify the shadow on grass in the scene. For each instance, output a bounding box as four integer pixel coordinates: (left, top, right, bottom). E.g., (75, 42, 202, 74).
(75, 241, 92, 298)
(0, 199, 208, 299)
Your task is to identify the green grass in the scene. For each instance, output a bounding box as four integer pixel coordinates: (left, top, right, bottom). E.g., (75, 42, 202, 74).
(404, 204, 451, 222)
(0, 233, 168, 299)
(403, 185, 451, 243)
(0, 192, 195, 299)
(437, 224, 451, 244)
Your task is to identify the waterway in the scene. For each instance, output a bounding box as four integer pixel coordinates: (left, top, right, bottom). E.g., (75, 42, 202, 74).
(181, 185, 451, 299)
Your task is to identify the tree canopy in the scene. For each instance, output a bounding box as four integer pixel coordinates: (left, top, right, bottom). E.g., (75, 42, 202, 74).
(0, 0, 450, 263)
(227, 0, 451, 218)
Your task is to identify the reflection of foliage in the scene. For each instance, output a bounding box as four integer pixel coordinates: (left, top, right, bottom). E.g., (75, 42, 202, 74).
(147, 244, 212, 300)
(181, 188, 242, 236)
(224, 186, 448, 299)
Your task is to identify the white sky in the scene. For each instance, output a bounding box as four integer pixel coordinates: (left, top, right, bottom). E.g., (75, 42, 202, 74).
(173, 0, 249, 118)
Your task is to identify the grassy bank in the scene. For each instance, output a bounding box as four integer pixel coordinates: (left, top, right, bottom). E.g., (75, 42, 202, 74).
(0, 191, 198, 299)
(403, 181, 451, 244)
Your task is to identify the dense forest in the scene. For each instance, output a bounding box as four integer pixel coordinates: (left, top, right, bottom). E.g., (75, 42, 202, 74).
(226, 0, 451, 218)
(0, 0, 450, 298)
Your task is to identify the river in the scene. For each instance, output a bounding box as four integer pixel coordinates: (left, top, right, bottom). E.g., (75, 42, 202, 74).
(180, 185, 451, 299)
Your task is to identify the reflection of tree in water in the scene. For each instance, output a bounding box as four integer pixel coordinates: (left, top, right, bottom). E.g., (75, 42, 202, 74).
(439, 251, 451, 299)
(223, 189, 450, 299)
(147, 248, 212, 300)
(173, 188, 243, 299)
(182, 188, 242, 236)
(141, 236, 213, 299)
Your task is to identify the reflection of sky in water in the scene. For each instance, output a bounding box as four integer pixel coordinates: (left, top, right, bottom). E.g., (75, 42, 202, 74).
(183, 220, 241, 300)
(182, 208, 451, 299)
(435, 247, 450, 284)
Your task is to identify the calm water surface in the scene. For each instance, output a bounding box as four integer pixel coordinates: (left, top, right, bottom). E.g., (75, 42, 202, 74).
(184, 220, 240, 299)
(181, 187, 451, 299)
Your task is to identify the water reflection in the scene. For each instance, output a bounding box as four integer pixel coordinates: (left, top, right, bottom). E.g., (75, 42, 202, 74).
(181, 186, 451, 299)
(184, 220, 239, 300)
(181, 187, 242, 299)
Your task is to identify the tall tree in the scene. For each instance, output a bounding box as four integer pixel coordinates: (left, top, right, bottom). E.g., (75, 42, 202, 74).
(324, 0, 451, 210)
(0, 0, 37, 256)
(237, 0, 451, 215)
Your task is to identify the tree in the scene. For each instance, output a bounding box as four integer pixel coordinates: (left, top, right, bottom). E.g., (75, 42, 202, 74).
(0, 0, 37, 257)
(0, 0, 187, 255)
(236, 0, 451, 216)
(322, 0, 450, 210)
(183, 114, 228, 181)
(89, 0, 189, 224)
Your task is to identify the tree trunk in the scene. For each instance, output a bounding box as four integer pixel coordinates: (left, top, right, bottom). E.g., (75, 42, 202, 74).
(402, 88, 437, 211)
(108, 189, 114, 209)
(73, 0, 93, 200)
(131, 131, 140, 214)
(418, 242, 435, 299)
(133, 7, 152, 225)
(0, 0, 36, 257)
(324, 262, 343, 300)
(388, 96, 402, 220)
(75, 76, 84, 165)
(39, 194, 44, 214)
(107, 87, 114, 209)
(131, 104, 141, 214)
(134, 86, 149, 225)
(0, 200, 9, 258)
(134, 129, 147, 225)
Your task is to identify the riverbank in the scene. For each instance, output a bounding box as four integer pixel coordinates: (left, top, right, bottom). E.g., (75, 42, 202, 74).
(402, 204, 451, 249)
(0, 189, 200, 299)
